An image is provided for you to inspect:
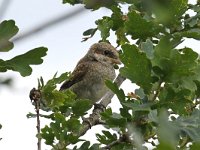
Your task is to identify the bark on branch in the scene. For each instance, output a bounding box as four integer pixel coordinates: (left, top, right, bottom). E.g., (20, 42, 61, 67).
(77, 74, 126, 137)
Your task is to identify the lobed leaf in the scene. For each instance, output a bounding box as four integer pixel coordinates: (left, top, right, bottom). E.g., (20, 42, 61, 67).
(120, 44, 152, 93)
(153, 37, 198, 84)
(0, 20, 18, 52)
(141, 39, 154, 59)
(125, 11, 161, 39)
(0, 47, 48, 76)
(72, 99, 93, 116)
(96, 17, 113, 41)
(105, 80, 125, 102)
(41, 125, 54, 145)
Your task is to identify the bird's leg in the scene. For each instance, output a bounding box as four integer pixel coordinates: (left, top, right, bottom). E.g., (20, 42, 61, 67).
(81, 103, 106, 128)
(94, 103, 106, 111)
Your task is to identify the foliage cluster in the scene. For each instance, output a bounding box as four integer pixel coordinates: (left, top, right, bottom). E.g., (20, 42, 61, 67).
(30, 0, 200, 149)
(1, 0, 200, 149)
(0, 19, 47, 139)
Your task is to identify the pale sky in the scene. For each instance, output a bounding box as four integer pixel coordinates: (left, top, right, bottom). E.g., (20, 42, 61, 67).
(0, 0, 199, 150)
(0, 0, 113, 149)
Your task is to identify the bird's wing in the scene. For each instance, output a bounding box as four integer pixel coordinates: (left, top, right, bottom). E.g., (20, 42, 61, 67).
(59, 63, 89, 91)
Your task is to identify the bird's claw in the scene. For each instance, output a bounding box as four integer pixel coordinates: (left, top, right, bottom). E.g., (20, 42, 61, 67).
(94, 103, 106, 111)
(82, 117, 92, 129)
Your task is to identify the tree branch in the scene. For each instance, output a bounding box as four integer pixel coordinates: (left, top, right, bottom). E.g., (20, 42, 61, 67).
(77, 74, 126, 137)
(29, 88, 42, 150)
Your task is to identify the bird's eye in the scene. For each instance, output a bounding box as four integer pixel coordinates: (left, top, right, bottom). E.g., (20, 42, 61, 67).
(104, 50, 112, 57)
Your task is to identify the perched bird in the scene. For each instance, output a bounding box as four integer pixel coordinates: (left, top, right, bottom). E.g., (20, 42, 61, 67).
(60, 42, 121, 103)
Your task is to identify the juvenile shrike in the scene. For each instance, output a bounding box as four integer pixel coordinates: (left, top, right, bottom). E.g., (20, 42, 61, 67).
(60, 42, 121, 103)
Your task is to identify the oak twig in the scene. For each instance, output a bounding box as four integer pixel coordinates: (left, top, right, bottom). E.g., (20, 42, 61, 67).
(29, 88, 42, 150)
(77, 74, 126, 137)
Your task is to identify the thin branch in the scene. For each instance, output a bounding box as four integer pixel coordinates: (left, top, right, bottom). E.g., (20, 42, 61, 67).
(77, 74, 126, 137)
(29, 88, 42, 150)
(35, 100, 41, 150)
(0, 0, 12, 21)
(12, 7, 85, 43)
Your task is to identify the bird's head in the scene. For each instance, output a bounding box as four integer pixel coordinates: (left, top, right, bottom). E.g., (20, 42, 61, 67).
(87, 42, 121, 66)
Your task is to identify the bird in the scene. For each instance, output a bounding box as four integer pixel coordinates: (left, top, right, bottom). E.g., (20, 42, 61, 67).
(60, 42, 121, 103)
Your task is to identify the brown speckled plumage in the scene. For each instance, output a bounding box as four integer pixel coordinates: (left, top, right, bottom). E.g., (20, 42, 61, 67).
(60, 42, 120, 102)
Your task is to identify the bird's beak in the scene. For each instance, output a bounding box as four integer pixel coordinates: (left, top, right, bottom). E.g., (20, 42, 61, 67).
(112, 58, 121, 64)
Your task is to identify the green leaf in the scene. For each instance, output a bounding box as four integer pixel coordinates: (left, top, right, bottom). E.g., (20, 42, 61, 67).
(120, 44, 152, 93)
(111, 6, 124, 31)
(135, 88, 145, 99)
(184, 12, 200, 27)
(83, 28, 97, 37)
(159, 85, 193, 115)
(79, 141, 90, 150)
(175, 28, 200, 40)
(96, 133, 108, 144)
(101, 109, 127, 128)
(141, 39, 154, 59)
(190, 142, 200, 150)
(96, 17, 113, 41)
(105, 80, 125, 102)
(102, 130, 117, 141)
(122, 102, 154, 112)
(66, 118, 81, 132)
(125, 11, 161, 39)
(72, 99, 93, 116)
(0, 47, 48, 76)
(106, 113, 127, 128)
(116, 28, 129, 45)
(153, 0, 188, 25)
(96, 131, 117, 145)
(157, 110, 179, 149)
(170, 0, 188, 17)
(65, 133, 80, 144)
(83, 0, 116, 10)
(148, 109, 158, 123)
(38, 72, 74, 110)
(0, 20, 19, 52)
(175, 110, 200, 141)
(120, 107, 132, 119)
(41, 125, 54, 145)
(42, 89, 76, 109)
(50, 72, 70, 85)
(89, 144, 100, 150)
(49, 113, 67, 141)
(62, 0, 81, 5)
(152, 37, 198, 84)
(101, 108, 112, 119)
(0, 124, 2, 129)
(41, 72, 70, 94)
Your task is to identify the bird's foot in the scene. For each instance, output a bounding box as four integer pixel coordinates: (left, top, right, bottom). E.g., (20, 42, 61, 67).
(82, 117, 92, 129)
(94, 103, 106, 111)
